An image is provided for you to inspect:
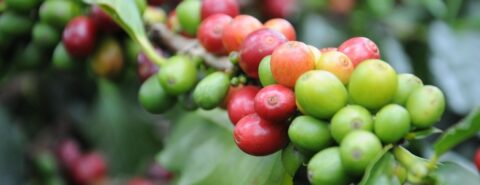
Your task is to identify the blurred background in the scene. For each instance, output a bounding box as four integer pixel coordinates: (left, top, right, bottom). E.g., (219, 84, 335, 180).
(0, 0, 479, 184)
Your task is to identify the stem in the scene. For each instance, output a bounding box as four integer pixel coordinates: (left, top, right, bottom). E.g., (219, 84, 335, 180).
(138, 36, 167, 67)
(393, 146, 429, 180)
(427, 154, 439, 170)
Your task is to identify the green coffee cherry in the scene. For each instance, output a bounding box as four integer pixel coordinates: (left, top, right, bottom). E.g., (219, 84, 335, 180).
(32, 23, 60, 49)
(193, 72, 230, 110)
(406, 85, 445, 129)
(295, 70, 348, 119)
(281, 144, 305, 177)
(348, 59, 397, 110)
(176, 0, 201, 36)
(392, 73, 423, 105)
(340, 130, 382, 176)
(330, 105, 373, 143)
(139, 75, 176, 114)
(158, 55, 197, 95)
(52, 43, 76, 70)
(0, 11, 34, 37)
(39, 0, 82, 29)
(374, 104, 411, 143)
(5, 0, 41, 13)
(288, 116, 332, 152)
(258, 56, 277, 86)
(307, 147, 350, 185)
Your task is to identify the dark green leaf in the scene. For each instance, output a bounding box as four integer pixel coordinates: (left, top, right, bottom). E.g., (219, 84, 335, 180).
(432, 162, 480, 185)
(157, 109, 291, 185)
(405, 127, 443, 140)
(433, 108, 480, 156)
(360, 145, 404, 185)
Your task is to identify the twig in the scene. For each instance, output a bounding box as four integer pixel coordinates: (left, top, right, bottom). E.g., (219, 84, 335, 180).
(149, 23, 234, 72)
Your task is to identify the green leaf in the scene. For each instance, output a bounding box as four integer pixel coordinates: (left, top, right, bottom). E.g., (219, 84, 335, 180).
(83, 0, 165, 66)
(428, 21, 480, 114)
(360, 145, 405, 185)
(432, 162, 480, 185)
(405, 127, 443, 140)
(157, 109, 291, 185)
(433, 108, 480, 156)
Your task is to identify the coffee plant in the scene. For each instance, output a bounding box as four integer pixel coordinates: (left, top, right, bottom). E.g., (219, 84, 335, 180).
(0, 0, 479, 184)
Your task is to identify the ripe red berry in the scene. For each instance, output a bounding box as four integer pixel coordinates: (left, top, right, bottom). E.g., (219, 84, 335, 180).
(220, 85, 244, 109)
(234, 113, 288, 156)
(254, 85, 296, 122)
(222, 15, 262, 53)
(147, 162, 174, 181)
(239, 28, 287, 78)
(201, 0, 239, 20)
(148, 0, 163, 6)
(72, 152, 107, 185)
(56, 139, 82, 170)
(62, 16, 97, 57)
(91, 5, 120, 32)
(128, 178, 154, 185)
(227, 85, 260, 125)
(198, 14, 232, 54)
(338, 37, 380, 67)
(263, 0, 297, 18)
(137, 48, 163, 82)
(475, 148, 480, 171)
(264, 18, 296, 41)
(270, 41, 315, 88)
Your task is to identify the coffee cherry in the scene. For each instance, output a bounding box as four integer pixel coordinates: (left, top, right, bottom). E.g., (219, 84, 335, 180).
(5, 0, 41, 13)
(263, 0, 297, 18)
(222, 15, 262, 52)
(308, 147, 350, 185)
(475, 149, 480, 171)
(239, 28, 287, 78)
(392, 74, 423, 106)
(270, 41, 315, 88)
(148, 0, 163, 6)
(56, 139, 81, 170)
(316, 51, 354, 84)
(227, 86, 260, 124)
(201, 0, 239, 20)
(52, 43, 76, 70)
(348, 59, 397, 110)
(91, 37, 124, 78)
(288, 116, 332, 152)
(233, 113, 288, 156)
(254, 85, 296, 122)
(176, 0, 201, 36)
(340, 130, 382, 176)
(338, 37, 380, 67)
(158, 55, 197, 95)
(91, 5, 120, 32)
(330, 105, 373, 143)
(32, 23, 60, 49)
(309, 45, 322, 66)
(281, 144, 305, 176)
(193, 72, 230, 110)
(258, 56, 277, 86)
(139, 75, 176, 114)
(374, 104, 411, 143)
(264, 18, 296, 41)
(295, 70, 348, 119)
(62, 16, 97, 58)
(137, 49, 162, 83)
(39, 0, 82, 29)
(220, 85, 244, 109)
(198, 14, 232, 54)
(72, 152, 107, 185)
(128, 178, 154, 185)
(406, 85, 445, 129)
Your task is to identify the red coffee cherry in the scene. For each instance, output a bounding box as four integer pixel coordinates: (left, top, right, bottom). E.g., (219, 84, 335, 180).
(475, 148, 480, 171)
(128, 178, 154, 185)
(201, 0, 239, 20)
(72, 152, 107, 185)
(254, 85, 296, 122)
(263, 0, 297, 18)
(227, 85, 260, 125)
(222, 15, 262, 53)
(338, 37, 380, 67)
(56, 138, 82, 170)
(91, 5, 119, 32)
(239, 28, 287, 78)
(234, 113, 288, 156)
(198, 14, 232, 54)
(148, 0, 164, 6)
(62, 16, 97, 58)
(264, 18, 296, 41)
